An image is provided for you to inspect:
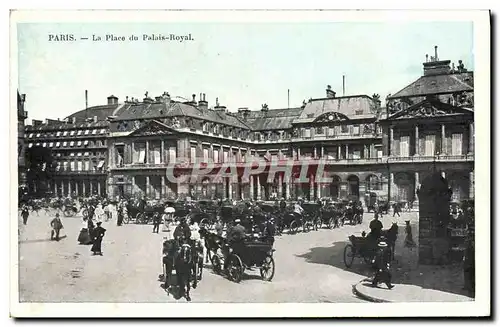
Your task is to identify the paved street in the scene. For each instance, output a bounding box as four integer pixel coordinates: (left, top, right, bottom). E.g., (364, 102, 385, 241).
(18, 209, 419, 303)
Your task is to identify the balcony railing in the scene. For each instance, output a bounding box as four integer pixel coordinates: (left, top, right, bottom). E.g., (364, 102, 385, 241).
(54, 170, 107, 175)
(387, 154, 474, 163)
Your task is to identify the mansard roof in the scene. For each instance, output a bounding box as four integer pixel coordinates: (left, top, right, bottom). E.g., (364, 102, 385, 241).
(66, 104, 124, 122)
(243, 107, 303, 131)
(294, 95, 377, 123)
(388, 71, 473, 99)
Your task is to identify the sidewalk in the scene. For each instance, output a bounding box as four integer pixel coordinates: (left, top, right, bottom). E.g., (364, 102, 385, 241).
(353, 278, 473, 303)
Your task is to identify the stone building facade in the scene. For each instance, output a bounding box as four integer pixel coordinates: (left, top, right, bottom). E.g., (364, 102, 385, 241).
(23, 47, 474, 204)
(17, 91, 28, 186)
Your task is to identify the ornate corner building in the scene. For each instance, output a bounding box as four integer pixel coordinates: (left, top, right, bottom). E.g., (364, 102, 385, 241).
(24, 47, 474, 204)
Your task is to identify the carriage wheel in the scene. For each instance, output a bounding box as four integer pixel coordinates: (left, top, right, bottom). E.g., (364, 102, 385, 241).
(343, 244, 355, 268)
(63, 209, 74, 217)
(136, 213, 145, 224)
(227, 255, 243, 283)
(328, 217, 335, 229)
(212, 255, 222, 275)
(314, 218, 322, 231)
(260, 255, 275, 281)
(289, 221, 298, 235)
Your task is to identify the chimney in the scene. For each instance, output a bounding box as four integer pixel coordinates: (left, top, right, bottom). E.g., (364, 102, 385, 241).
(434, 45, 439, 61)
(155, 96, 161, 102)
(198, 92, 208, 110)
(422, 46, 451, 76)
(85, 90, 88, 108)
(107, 95, 118, 105)
(261, 103, 269, 112)
(237, 107, 250, 119)
(143, 91, 153, 103)
(326, 85, 336, 98)
(426, 54, 429, 62)
(160, 92, 171, 104)
(214, 97, 227, 112)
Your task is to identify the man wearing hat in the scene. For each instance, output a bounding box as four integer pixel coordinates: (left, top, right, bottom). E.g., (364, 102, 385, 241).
(371, 238, 394, 289)
(225, 219, 247, 270)
(50, 213, 64, 241)
(91, 221, 106, 256)
(173, 217, 192, 242)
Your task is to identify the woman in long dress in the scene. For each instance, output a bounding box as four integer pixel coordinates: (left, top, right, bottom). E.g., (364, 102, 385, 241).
(404, 220, 416, 248)
(78, 218, 92, 245)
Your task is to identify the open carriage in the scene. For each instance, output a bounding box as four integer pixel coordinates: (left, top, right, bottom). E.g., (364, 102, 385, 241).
(343, 234, 377, 268)
(211, 237, 276, 283)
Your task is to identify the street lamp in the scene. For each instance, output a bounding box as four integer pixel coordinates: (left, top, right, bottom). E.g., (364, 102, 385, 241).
(386, 157, 391, 204)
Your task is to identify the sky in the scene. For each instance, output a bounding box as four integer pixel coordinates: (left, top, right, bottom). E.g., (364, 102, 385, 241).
(17, 21, 474, 121)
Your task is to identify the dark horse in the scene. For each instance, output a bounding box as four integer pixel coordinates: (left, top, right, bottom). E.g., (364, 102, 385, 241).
(380, 222, 399, 261)
(199, 227, 224, 264)
(163, 239, 194, 301)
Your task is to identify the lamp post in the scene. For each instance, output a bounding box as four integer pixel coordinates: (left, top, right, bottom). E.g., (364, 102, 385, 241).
(386, 157, 391, 204)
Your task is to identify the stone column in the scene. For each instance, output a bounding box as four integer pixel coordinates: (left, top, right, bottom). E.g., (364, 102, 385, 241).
(146, 176, 150, 198)
(97, 181, 101, 196)
(415, 125, 419, 156)
(309, 175, 314, 200)
(256, 175, 261, 200)
(441, 124, 446, 155)
(68, 181, 72, 197)
(131, 176, 135, 195)
(250, 174, 254, 200)
(278, 174, 283, 198)
(345, 144, 349, 159)
(414, 171, 420, 194)
(363, 144, 368, 159)
(390, 126, 394, 155)
(228, 177, 233, 200)
(161, 175, 166, 198)
(145, 140, 150, 164)
(161, 140, 165, 163)
(297, 147, 301, 160)
(285, 178, 290, 200)
(222, 177, 227, 199)
(469, 122, 474, 154)
(313, 147, 317, 159)
(90, 180, 93, 195)
(469, 170, 474, 199)
(321, 146, 324, 158)
(54, 181, 58, 197)
(316, 177, 321, 199)
(388, 173, 394, 202)
(337, 145, 341, 159)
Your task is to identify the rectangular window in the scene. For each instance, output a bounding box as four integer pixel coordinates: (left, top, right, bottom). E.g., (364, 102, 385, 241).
(213, 149, 220, 163)
(452, 133, 463, 155)
(223, 150, 229, 162)
(55, 142, 60, 147)
(328, 127, 334, 136)
(77, 141, 82, 146)
(190, 147, 197, 163)
(353, 125, 360, 135)
(28, 133, 33, 138)
(315, 127, 324, 135)
(116, 145, 125, 167)
(63, 131, 68, 136)
(70, 161, 75, 171)
(42, 142, 47, 147)
(84, 140, 89, 146)
(70, 141, 75, 147)
(70, 131, 75, 136)
(62, 141, 67, 147)
(92, 130, 97, 135)
(425, 134, 436, 156)
(303, 129, 311, 138)
(63, 161, 68, 171)
(28, 143, 33, 148)
(203, 148, 209, 162)
(84, 130, 90, 135)
(352, 149, 361, 159)
(97, 160, 105, 170)
(49, 142, 54, 147)
(168, 147, 176, 163)
(77, 130, 82, 135)
(400, 136, 410, 157)
(153, 146, 161, 164)
(341, 125, 349, 134)
(56, 132, 61, 137)
(77, 161, 83, 171)
(84, 160, 90, 171)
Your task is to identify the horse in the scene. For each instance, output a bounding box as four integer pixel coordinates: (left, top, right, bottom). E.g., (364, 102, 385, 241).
(380, 222, 399, 261)
(162, 239, 194, 301)
(199, 227, 224, 264)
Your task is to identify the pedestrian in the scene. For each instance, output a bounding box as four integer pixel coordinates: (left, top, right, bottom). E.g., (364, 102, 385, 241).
(78, 218, 92, 245)
(117, 203, 124, 226)
(404, 220, 416, 249)
(153, 212, 161, 233)
(463, 228, 475, 294)
(371, 240, 394, 289)
(393, 202, 401, 217)
(91, 221, 106, 256)
(21, 205, 30, 225)
(214, 216, 224, 237)
(50, 213, 64, 241)
(103, 202, 111, 222)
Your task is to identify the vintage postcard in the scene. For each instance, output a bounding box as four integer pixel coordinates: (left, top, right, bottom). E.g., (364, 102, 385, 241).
(10, 10, 490, 318)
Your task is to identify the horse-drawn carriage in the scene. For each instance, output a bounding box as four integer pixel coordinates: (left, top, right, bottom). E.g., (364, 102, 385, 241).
(211, 236, 275, 283)
(161, 237, 204, 302)
(317, 201, 344, 229)
(124, 199, 164, 224)
(342, 201, 364, 225)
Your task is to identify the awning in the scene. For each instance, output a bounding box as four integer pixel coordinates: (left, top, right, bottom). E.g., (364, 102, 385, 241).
(97, 160, 105, 168)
